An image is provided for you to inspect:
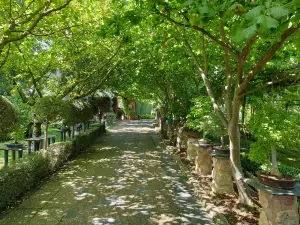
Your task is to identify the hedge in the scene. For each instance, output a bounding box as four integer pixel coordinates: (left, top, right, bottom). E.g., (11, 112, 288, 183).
(0, 124, 105, 210)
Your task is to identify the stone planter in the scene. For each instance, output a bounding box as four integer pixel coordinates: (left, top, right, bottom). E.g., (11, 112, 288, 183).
(245, 178, 300, 225)
(187, 138, 199, 162)
(257, 173, 297, 190)
(210, 147, 234, 194)
(259, 191, 299, 225)
(195, 139, 214, 175)
(176, 127, 188, 151)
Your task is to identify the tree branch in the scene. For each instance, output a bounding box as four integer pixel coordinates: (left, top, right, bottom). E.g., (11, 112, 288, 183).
(74, 62, 120, 99)
(239, 72, 300, 98)
(220, 20, 233, 119)
(15, 44, 43, 98)
(238, 23, 300, 94)
(0, 44, 11, 69)
(181, 33, 228, 127)
(154, 5, 239, 55)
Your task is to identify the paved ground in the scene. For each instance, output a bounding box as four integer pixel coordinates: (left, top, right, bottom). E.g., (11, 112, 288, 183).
(0, 120, 212, 225)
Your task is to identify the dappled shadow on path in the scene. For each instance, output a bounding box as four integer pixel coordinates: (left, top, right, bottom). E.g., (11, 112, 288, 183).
(0, 120, 211, 225)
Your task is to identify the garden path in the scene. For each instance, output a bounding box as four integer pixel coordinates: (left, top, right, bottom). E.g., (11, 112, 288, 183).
(0, 120, 212, 225)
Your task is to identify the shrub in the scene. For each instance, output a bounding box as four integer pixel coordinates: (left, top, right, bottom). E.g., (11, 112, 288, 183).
(72, 124, 105, 156)
(41, 142, 73, 171)
(140, 114, 155, 119)
(0, 154, 51, 209)
(0, 96, 20, 139)
(0, 124, 105, 210)
(105, 112, 116, 126)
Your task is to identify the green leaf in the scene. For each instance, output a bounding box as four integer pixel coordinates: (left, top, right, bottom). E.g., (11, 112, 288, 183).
(269, 7, 290, 19)
(226, 3, 244, 14)
(245, 5, 265, 21)
(183, 0, 194, 6)
(241, 24, 257, 39)
(257, 15, 279, 30)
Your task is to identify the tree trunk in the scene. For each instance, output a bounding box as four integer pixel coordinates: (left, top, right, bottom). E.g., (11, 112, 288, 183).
(72, 125, 75, 139)
(44, 122, 48, 150)
(228, 109, 254, 206)
(270, 146, 281, 177)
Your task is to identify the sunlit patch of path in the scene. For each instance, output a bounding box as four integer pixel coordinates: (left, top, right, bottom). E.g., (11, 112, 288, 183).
(0, 120, 212, 225)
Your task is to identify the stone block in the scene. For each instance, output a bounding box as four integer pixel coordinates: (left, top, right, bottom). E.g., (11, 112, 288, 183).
(211, 157, 234, 194)
(176, 128, 188, 150)
(195, 147, 212, 175)
(259, 191, 299, 225)
(187, 138, 199, 162)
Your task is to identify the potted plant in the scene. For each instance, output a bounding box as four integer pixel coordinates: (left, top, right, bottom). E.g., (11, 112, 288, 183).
(248, 100, 300, 189)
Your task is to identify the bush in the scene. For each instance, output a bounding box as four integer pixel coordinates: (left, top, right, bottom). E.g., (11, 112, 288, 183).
(72, 124, 105, 156)
(140, 114, 155, 119)
(105, 112, 116, 126)
(0, 96, 20, 139)
(0, 124, 105, 210)
(0, 154, 51, 209)
(41, 142, 73, 171)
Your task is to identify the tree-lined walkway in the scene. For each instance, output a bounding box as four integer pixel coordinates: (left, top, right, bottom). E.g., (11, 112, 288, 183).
(0, 120, 211, 225)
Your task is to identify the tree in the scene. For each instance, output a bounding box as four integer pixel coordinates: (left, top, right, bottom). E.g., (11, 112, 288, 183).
(142, 0, 300, 205)
(32, 96, 64, 149)
(0, 0, 72, 68)
(248, 97, 300, 177)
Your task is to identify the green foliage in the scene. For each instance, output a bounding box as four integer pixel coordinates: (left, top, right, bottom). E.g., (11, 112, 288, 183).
(72, 99, 94, 124)
(278, 163, 300, 179)
(187, 97, 225, 137)
(240, 151, 262, 176)
(105, 112, 117, 126)
(72, 124, 105, 156)
(121, 98, 130, 115)
(42, 142, 73, 172)
(0, 124, 105, 210)
(32, 96, 64, 122)
(7, 96, 31, 142)
(0, 96, 20, 139)
(0, 154, 51, 209)
(248, 99, 300, 164)
(140, 114, 155, 119)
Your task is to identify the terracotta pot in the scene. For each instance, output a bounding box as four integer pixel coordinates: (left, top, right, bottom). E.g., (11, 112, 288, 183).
(257, 173, 297, 189)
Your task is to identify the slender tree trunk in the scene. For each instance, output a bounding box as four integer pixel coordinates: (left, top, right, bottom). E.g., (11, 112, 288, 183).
(271, 146, 281, 176)
(44, 122, 48, 150)
(228, 95, 254, 206)
(72, 125, 75, 139)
